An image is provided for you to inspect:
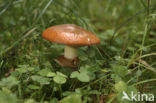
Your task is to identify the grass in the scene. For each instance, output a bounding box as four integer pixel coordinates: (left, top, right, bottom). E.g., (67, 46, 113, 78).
(0, 0, 156, 103)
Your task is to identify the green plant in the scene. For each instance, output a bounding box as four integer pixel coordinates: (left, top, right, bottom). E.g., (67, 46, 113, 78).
(0, 0, 156, 103)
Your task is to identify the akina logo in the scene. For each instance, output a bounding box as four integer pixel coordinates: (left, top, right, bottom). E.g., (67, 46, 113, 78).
(122, 91, 155, 102)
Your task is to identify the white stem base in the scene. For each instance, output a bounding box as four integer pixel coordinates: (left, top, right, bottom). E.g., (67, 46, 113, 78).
(64, 45, 77, 60)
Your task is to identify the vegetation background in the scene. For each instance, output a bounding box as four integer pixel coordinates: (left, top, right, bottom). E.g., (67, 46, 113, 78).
(0, 0, 156, 103)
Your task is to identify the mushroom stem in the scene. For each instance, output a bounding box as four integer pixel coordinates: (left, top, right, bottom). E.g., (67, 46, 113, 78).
(64, 45, 77, 60)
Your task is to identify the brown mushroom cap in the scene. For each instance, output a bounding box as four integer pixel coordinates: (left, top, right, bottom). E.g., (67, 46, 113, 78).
(42, 24, 100, 46)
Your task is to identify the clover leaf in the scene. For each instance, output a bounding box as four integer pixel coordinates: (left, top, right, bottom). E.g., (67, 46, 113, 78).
(31, 75, 50, 85)
(53, 72, 67, 84)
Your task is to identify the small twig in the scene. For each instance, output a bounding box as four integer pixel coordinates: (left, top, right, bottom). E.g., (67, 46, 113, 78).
(137, 59, 156, 74)
(132, 78, 156, 86)
(128, 52, 156, 68)
(137, 53, 156, 59)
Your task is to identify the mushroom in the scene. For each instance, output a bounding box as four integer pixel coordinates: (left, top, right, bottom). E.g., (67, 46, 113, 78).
(42, 24, 100, 68)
